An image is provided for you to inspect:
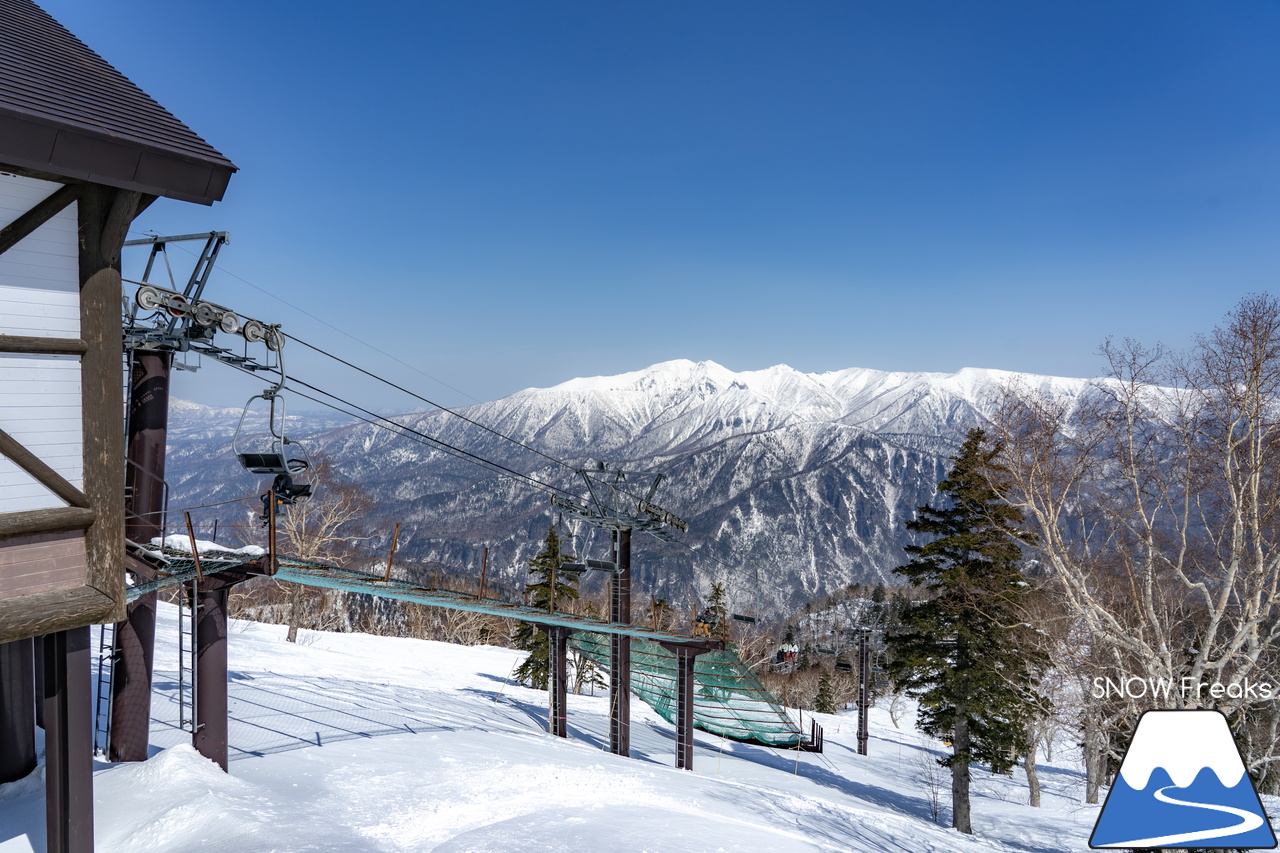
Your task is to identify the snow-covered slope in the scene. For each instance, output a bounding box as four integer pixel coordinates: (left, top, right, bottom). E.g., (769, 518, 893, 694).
(0, 604, 1104, 852)
(163, 360, 1096, 616)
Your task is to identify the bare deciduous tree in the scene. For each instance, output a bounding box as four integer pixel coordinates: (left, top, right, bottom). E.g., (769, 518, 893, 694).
(990, 294, 1280, 789)
(270, 458, 378, 642)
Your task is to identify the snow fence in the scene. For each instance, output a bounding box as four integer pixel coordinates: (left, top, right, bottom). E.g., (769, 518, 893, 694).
(570, 632, 804, 747)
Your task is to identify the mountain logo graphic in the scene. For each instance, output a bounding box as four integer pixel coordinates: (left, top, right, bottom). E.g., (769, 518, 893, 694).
(1090, 710, 1277, 849)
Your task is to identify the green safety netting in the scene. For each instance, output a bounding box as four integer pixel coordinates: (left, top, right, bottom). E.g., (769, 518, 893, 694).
(126, 545, 261, 600)
(570, 632, 804, 748)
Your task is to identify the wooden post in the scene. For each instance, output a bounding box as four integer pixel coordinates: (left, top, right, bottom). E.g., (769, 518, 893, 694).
(43, 628, 94, 853)
(478, 546, 489, 600)
(0, 638, 36, 783)
(184, 512, 203, 578)
(383, 522, 400, 581)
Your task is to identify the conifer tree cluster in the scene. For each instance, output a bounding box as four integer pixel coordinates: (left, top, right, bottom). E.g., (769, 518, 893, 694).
(513, 526, 579, 689)
(886, 428, 1047, 835)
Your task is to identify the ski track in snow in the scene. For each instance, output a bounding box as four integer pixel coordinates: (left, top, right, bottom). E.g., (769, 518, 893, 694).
(0, 603, 1152, 852)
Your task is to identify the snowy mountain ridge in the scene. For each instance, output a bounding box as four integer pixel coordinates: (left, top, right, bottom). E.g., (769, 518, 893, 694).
(164, 360, 1097, 617)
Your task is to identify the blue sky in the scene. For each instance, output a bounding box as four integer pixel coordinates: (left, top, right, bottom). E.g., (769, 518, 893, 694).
(42, 0, 1280, 410)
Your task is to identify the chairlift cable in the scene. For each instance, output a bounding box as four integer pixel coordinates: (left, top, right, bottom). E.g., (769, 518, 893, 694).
(280, 374, 575, 499)
(211, 358, 573, 501)
(285, 333, 678, 518)
(284, 332, 579, 475)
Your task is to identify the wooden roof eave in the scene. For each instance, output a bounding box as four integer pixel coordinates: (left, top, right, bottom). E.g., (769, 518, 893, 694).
(0, 106, 236, 205)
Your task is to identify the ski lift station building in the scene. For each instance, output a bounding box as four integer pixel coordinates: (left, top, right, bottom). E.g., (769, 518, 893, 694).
(0, 1, 236, 849)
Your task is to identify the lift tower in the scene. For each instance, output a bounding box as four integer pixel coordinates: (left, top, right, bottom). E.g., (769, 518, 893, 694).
(552, 463, 687, 757)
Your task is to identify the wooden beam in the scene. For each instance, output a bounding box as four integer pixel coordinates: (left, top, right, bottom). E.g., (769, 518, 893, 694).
(101, 190, 140, 265)
(0, 183, 80, 257)
(0, 507, 95, 541)
(0, 335, 88, 355)
(0, 586, 115, 646)
(0, 427, 91, 509)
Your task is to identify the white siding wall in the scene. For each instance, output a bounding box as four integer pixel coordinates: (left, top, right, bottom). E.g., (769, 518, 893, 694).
(0, 172, 80, 338)
(0, 173, 84, 514)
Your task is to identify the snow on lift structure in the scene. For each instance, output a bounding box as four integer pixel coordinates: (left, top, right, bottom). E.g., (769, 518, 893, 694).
(231, 342, 315, 508)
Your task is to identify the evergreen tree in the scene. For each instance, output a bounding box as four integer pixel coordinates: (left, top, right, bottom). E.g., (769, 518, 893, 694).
(885, 428, 1047, 835)
(513, 526, 578, 689)
(706, 581, 730, 642)
(815, 672, 837, 714)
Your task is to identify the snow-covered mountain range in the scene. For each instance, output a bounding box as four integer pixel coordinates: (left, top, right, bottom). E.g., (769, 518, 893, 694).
(163, 359, 1094, 618)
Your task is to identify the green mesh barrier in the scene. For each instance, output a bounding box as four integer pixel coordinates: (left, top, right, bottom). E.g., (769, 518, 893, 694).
(126, 547, 261, 600)
(571, 632, 803, 747)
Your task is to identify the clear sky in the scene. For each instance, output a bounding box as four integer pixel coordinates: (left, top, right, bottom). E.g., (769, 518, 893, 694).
(40, 0, 1280, 411)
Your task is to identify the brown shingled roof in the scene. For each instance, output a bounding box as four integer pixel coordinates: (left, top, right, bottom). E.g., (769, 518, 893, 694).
(0, 0, 237, 204)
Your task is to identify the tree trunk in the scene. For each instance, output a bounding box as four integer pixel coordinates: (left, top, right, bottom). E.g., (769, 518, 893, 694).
(286, 583, 304, 643)
(1084, 720, 1105, 805)
(1025, 749, 1041, 807)
(951, 718, 972, 834)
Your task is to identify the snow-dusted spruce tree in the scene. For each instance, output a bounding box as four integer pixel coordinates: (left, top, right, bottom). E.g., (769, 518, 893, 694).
(513, 526, 578, 689)
(886, 428, 1048, 835)
(990, 294, 1280, 794)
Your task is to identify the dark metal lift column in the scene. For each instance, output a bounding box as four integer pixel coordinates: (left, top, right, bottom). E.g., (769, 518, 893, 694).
(659, 639, 719, 770)
(609, 528, 631, 756)
(544, 625, 574, 738)
(193, 572, 245, 771)
(43, 628, 93, 853)
(110, 350, 171, 762)
(0, 638, 36, 783)
(857, 631, 870, 756)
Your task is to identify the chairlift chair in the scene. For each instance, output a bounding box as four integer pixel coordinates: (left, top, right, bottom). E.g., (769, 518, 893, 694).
(232, 387, 314, 507)
(559, 558, 621, 575)
(555, 518, 620, 575)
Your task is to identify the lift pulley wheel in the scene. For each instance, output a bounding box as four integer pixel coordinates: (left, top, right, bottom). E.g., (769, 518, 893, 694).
(136, 285, 163, 311)
(193, 302, 218, 326)
(219, 311, 241, 334)
(242, 319, 266, 343)
(264, 329, 284, 352)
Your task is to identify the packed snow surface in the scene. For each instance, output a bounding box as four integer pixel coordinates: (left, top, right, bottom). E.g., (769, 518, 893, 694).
(149, 535, 265, 558)
(3, 604, 1111, 852)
